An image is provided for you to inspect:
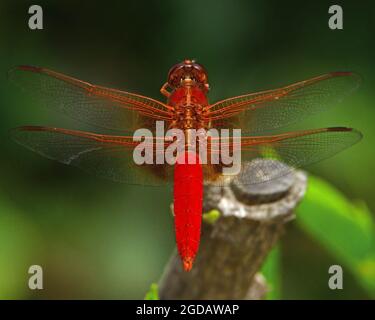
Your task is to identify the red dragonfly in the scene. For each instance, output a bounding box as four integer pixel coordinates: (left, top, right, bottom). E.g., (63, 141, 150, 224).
(9, 60, 362, 271)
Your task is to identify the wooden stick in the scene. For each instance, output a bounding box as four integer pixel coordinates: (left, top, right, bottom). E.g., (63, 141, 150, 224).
(158, 160, 307, 300)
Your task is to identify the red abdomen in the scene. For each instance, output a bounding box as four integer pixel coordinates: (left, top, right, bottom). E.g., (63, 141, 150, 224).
(173, 151, 203, 271)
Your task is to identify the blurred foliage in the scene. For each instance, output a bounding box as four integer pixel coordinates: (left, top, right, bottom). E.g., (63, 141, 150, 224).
(296, 175, 375, 297)
(262, 175, 375, 299)
(0, 196, 44, 299)
(0, 0, 374, 299)
(261, 246, 281, 299)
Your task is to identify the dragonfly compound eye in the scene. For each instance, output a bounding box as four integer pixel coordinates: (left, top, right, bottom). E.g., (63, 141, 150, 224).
(167, 59, 209, 91)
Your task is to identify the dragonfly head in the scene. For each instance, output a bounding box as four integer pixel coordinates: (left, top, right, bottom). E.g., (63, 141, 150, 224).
(166, 59, 210, 92)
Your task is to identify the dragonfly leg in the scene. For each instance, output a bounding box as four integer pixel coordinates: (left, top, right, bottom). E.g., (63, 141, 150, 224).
(160, 82, 172, 98)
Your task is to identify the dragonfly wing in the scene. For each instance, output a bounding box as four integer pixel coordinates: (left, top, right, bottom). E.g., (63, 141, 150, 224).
(206, 72, 361, 134)
(11, 126, 173, 186)
(8, 66, 173, 132)
(205, 127, 362, 186)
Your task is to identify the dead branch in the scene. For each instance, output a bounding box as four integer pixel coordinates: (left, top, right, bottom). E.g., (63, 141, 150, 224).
(158, 160, 307, 300)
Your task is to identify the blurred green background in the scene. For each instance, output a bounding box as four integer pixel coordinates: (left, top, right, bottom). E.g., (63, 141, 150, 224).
(0, 0, 374, 299)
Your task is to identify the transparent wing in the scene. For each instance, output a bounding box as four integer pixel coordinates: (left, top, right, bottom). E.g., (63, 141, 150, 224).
(11, 126, 173, 186)
(204, 127, 362, 185)
(206, 72, 361, 134)
(8, 66, 173, 132)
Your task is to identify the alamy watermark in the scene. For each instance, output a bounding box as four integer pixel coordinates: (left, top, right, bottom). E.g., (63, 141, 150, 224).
(28, 5, 43, 30)
(328, 264, 343, 290)
(328, 5, 343, 30)
(28, 265, 43, 290)
(132, 121, 242, 175)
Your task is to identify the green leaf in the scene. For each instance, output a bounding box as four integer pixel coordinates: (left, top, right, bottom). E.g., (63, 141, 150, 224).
(296, 175, 375, 297)
(261, 245, 281, 300)
(202, 209, 221, 225)
(144, 283, 159, 300)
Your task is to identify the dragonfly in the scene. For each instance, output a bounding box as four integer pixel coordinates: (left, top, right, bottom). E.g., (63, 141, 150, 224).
(9, 60, 362, 271)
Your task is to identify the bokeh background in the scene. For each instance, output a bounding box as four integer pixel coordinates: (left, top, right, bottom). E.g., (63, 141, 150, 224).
(0, 0, 374, 299)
